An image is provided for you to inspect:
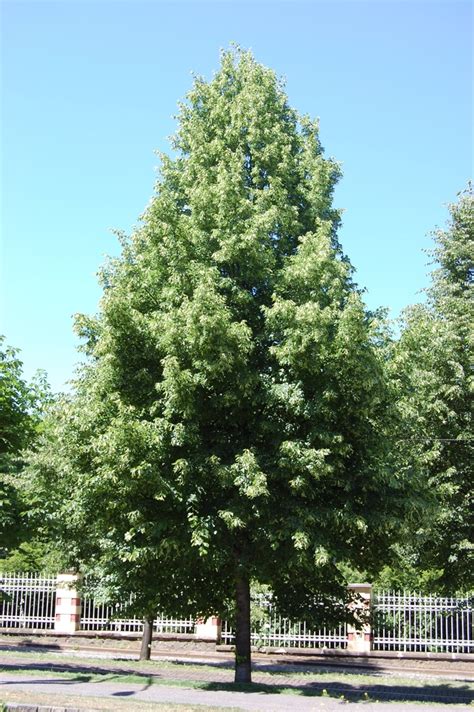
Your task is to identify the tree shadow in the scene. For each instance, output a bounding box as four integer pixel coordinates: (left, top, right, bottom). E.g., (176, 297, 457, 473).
(1, 675, 95, 685)
(0, 639, 62, 652)
(161, 657, 234, 670)
(197, 678, 474, 704)
(0, 661, 156, 682)
(109, 674, 153, 696)
(0, 661, 150, 678)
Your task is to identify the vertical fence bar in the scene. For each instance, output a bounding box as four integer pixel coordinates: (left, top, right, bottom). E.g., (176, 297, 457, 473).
(452, 597, 455, 652)
(400, 595, 406, 650)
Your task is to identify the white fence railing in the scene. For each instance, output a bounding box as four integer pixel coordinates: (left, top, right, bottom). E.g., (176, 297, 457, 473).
(0, 573, 196, 635)
(81, 595, 195, 634)
(0, 573, 472, 654)
(0, 572, 56, 629)
(221, 592, 348, 649)
(372, 591, 473, 654)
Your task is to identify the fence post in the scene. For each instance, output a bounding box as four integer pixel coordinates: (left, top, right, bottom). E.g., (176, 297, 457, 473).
(195, 616, 222, 642)
(347, 583, 372, 652)
(54, 573, 82, 634)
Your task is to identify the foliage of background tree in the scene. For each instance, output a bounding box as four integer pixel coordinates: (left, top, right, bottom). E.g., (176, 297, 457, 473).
(28, 48, 421, 681)
(389, 186, 473, 591)
(0, 336, 50, 555)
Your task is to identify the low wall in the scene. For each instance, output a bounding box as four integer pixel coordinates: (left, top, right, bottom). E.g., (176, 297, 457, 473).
(0, 628, 217, 653)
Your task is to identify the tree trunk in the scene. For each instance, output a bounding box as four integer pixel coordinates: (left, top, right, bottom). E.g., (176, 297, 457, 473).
(234, 574, 251, 683)
(139, 616, 154, 660)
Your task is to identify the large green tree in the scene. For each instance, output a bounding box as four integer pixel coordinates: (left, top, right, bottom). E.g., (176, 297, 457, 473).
(29, 49, 417, 681)
(390, 186, 473, 591)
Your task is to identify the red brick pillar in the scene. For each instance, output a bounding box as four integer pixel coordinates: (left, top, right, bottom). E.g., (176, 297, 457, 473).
(347, 583, 372, 652)
(54, 573, 82, 633)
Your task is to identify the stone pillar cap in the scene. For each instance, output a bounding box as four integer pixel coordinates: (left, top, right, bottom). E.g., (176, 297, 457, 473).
(56, 573, 82, 585)
(348, 583, 372, 592)
(348, 582, 372, 587)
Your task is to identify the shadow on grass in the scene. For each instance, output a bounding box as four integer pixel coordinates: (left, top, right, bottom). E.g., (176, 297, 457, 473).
(195, 679, 474, 704)
(163, 655, 384, 676)
(1, 672, 154, 689)
(0, 640, 63, 652)
(0, 661, 153, 678)
(1, 675, 94, 685)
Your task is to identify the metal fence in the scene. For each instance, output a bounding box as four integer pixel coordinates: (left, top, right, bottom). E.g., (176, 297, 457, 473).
(0, 573, 472, 654)
(0, 572, 56, 630)
(221, 593, 348, 649)
(372, 591, 473, 653)
(81, 595, 195, 634)
(0, 573, 195, 634)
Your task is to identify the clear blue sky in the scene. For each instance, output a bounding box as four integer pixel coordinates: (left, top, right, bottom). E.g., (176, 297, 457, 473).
(1, 0, 472, 393)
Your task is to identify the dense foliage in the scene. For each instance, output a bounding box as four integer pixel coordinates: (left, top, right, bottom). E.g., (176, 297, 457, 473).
(0, 337, 50, 554)
(390, 186, 473, 591)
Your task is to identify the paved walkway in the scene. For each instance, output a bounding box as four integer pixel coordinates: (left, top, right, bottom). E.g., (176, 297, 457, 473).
(1, 674, 473, 712)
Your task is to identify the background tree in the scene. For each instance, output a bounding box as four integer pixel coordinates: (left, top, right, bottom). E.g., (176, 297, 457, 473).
(29, 48, 420, 681)
(389, 186, 473, 591)
(0, 337, 50, 555)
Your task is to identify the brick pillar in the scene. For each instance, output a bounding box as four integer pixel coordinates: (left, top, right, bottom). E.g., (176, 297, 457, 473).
(195, 616, 221, 642)
(55, 573, 82, 633)
(347, 583, 372, 652)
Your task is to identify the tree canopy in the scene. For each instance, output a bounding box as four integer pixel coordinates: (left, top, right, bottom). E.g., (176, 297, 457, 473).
(390, 186, 473, 590)
(29, 48, 422, 681)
